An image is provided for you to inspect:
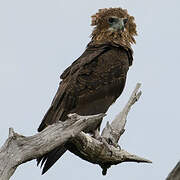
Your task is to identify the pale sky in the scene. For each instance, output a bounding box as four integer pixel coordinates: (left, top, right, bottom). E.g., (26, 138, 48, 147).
(0, 0, 180, 179)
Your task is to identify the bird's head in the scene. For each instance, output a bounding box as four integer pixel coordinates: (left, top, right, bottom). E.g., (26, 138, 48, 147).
(91, 8, 137, 48)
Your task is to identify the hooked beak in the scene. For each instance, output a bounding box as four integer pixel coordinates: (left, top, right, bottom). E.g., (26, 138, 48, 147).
(108, 17, 128, 32)
(108, 17, 128, 33)
(118, 18, 128, 32)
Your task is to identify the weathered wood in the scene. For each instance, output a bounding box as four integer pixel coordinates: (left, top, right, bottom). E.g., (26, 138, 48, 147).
(68, 132, 151, 175)
(0, 83, 152, 179)
(102, 83, 142, 144)
(68, 83, 151, 175)
(166, 161, 180, 180)
(0, 113, 104, 180)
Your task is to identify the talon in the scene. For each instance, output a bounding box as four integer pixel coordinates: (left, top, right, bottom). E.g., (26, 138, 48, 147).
(92, 129, 120, 155)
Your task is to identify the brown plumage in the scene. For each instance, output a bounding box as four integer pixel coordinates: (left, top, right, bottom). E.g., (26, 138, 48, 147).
(37, 7, 137, 174)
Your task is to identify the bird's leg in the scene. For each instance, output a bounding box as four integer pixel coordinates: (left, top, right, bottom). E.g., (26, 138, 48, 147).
(93, 128, 102, 140)
(93, 128, 121, 150)
(93, 129, 113, 155)
(101, 122, 121, 149)
(106, 137, 121, 149)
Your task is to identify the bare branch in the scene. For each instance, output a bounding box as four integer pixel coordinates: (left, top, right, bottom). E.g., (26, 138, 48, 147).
(166, 161, 180, 180)
(67, 83, 151, 175)
(0, 83, 152, 179)
(102, 83, 142, 143)
(0, 114, 104, 180)
(68, 132, 151, 175)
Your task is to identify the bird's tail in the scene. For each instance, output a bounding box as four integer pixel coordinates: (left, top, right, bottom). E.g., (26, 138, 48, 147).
(37, 105, 68, 174)
(37, 145, 67, 174)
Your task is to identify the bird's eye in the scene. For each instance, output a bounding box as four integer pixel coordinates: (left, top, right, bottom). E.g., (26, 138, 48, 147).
(123, 18, 128, 25)
(108, 17, 116, 24)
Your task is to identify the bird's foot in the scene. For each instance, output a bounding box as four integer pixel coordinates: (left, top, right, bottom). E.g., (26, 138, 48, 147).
(100, 137, 113, 155)
(104, 137, 121, 150)
(93, 130, 120, 155)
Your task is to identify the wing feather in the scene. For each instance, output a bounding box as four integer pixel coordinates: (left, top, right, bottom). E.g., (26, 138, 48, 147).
(38, 45, 110, 131)
(37, 44, 132, 173)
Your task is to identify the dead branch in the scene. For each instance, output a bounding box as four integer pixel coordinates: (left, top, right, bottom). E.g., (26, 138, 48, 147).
(68, 83, 151, 175)
(0, 83, 152, 180)
(0, 114, 104, 180)
(166, 161, 180, 180)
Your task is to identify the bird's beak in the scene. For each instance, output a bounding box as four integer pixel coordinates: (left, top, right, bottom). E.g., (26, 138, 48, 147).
(108, 17, 128, 33)
(118, 18, 128, 32)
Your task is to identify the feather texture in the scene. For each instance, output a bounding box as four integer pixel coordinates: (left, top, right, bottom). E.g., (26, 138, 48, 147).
(37, 7, 137, 174)
(37, 43, 132, 173)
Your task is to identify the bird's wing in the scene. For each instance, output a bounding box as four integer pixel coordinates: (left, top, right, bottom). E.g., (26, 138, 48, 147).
(37, 44, 110, 132)
(75, 46, 129, 105)
(36, 45, 110, 174)
(37, 44, 131, 174)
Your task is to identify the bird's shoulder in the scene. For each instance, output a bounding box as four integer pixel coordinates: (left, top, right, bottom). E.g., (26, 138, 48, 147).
(61, 44, 130, 102)
(51, 44, 110, 109)
(60, 42, 132, 79)
(50, 43, 132, 117)
(60, 44, 110, 80)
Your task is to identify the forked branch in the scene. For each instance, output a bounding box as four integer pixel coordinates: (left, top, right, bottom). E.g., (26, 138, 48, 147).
(0, 83, 152, 180)
(0, 114, 104, 180)
(68, 83, 151, 175)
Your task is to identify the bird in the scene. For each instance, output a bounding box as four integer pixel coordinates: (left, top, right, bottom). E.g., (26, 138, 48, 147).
(37, 7, 137, 174)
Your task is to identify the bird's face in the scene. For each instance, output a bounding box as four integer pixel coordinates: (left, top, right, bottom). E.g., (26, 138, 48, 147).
(107, 16, 128, 33)
(91, 8, 137, 46)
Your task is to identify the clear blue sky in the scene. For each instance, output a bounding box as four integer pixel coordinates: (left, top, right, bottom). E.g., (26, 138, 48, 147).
(0, 0, 180, 179)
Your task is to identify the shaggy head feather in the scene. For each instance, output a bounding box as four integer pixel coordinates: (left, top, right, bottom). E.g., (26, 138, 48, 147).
(91, 8, 137, 49)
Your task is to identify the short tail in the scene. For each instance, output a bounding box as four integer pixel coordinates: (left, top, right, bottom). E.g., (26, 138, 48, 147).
(38, 106, 55, 132)
(37, 145, 67, 174)
(37, 105, 68, 174)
